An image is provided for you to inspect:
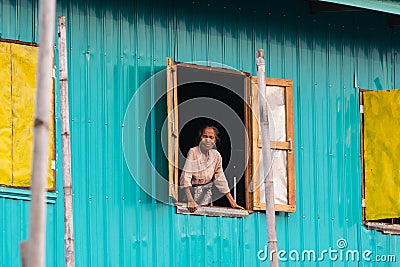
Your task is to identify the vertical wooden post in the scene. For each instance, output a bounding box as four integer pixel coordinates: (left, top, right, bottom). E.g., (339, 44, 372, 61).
(19, 242, 29, 267)
(22, 0, 56, 266)
(256, 49, 279, 267)
(58, 16, 75, 267)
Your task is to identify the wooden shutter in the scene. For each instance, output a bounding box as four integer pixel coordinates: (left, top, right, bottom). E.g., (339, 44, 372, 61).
(0, 40, 55, 189)
(249, 77, 295, 212)
(361, 89, 400, 221)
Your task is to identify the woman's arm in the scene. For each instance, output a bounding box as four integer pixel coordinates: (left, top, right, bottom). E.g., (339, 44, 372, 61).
(225, 192, 245, 210)
(181, 148, 198, 212)
(185, 187, 198, 212)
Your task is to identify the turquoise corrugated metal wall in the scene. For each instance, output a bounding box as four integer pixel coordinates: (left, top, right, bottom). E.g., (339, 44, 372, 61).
(0, 0, 400, 266)
(0, 1, 64, 266)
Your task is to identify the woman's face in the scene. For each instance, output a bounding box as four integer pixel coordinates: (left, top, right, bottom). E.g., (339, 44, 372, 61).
(200, 127, 216, 150)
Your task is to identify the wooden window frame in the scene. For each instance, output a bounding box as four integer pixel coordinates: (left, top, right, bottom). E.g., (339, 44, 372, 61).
(167, 57, 296, 215)
(166, 57, 179, 200)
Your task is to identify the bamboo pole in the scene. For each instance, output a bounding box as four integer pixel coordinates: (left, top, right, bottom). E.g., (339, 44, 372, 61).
(58, 16, 75, 267)
(21, 0, 56, 266)
(256, 49, 279, 267)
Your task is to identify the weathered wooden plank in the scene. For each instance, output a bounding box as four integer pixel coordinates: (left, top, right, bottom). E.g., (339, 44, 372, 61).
(175, 203, 249, 218)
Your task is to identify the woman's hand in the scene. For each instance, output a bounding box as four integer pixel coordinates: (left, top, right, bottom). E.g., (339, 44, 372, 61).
(225, 192, 245, 210)
(230, 202, 245, 210)
(188, 201, 198, 212)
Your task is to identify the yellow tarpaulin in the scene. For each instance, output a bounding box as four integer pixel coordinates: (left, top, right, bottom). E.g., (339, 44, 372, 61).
(364, 90, 400, 220)
(0, 41, 54, 189)
(11, 43, 38, 187)
(0, 42, 12, 185)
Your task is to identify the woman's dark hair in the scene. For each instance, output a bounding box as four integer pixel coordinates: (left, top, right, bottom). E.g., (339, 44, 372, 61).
(197, 125, 221, 144)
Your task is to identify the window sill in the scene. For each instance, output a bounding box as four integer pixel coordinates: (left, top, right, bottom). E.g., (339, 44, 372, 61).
(367, 222, 400, 235)
(0, 186, 58, 204)
(175, 202, 249, 218)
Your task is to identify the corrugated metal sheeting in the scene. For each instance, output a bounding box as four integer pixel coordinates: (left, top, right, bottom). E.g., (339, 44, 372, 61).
(317, 0, 400, 16)
(0, 0, 399, 266)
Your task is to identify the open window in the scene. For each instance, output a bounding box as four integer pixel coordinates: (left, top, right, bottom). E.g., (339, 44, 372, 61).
(360, 89, 400, 234)
(166, 57, 295, 216)
(0, 39, 55, 190)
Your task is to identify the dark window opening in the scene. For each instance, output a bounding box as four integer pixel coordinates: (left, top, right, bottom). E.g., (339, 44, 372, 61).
(177, 66, 247, 209)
